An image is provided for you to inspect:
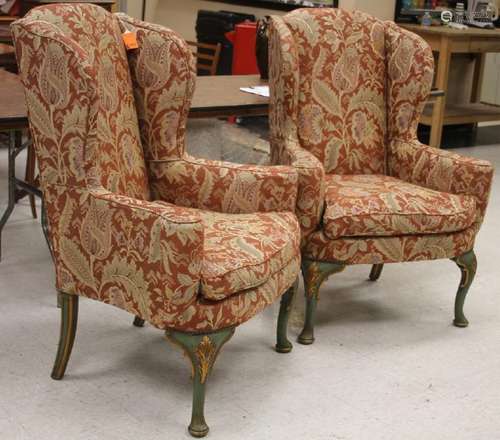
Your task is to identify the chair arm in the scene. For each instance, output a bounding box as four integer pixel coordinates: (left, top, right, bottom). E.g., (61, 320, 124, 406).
(389, 139, 494, 221)
(147, 155, 299, 214)
(49, 185, 204, 329)
(275, 140, 326, 241)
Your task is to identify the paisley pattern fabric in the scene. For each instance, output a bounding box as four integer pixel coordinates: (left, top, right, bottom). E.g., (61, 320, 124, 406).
(323, 175, 476, 239)
(198, 211, 300, 301)
(116, 14, 194, 162)
(268, 18, 325, 239)
(117, 14, 300, 216)
(13, 6, 301, 334)
(304, 225, 478, 265)
(13, 4, 150, 200)
(388, 139, 494, 223)
(269, 8, 493, 265)
(149, 157, 298, 214)
(386, 22, 435, 143)
(271, 9, 388, 176)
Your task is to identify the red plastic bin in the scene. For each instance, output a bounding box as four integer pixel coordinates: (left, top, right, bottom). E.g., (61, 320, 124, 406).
(225, 21, 259, 75)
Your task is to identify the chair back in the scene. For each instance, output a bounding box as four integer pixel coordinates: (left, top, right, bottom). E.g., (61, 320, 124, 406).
(11, 4, 150, 200)
(269, 9, 433, 176)
(187, 40, 221, 75)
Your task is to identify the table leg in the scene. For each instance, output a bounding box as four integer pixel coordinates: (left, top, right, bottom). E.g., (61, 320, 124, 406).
(429, 37, 451, 148)
(25, 138, 37, 219)
(471, 53, 486, 103)
(0, 131, 18, 260)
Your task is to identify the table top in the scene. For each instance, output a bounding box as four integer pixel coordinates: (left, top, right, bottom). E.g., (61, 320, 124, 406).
(0, 70, 269, 128)
(190, 74, 268, 118)
(0, 69, 27, 128)
(402, 23, 500, 38)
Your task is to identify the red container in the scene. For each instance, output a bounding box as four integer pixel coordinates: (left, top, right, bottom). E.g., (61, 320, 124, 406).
(225, 22, 259, 75)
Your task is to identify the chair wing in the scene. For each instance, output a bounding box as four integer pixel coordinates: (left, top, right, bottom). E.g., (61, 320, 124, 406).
(385, 21, 435, 143)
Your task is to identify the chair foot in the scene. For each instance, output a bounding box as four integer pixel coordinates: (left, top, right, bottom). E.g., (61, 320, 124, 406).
(297, 294, 317, 345)
(298, 260, 345, 345)
(166, 327, 235, 438)
(275, 279, 298, 353)
(133, 316, 145, 327)
(369, 264, 384, 281)
(51, 292, 78, 380)
(452, 250, 477, 328)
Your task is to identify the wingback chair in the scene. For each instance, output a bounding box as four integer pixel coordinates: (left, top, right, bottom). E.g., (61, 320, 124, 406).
(268, 8, 494, 345)
(12, 5, 302, 437)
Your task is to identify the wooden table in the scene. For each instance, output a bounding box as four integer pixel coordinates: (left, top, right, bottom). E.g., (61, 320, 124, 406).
(402, 24, 500, 148)
(0, 71, 268, 258)
(190, 74, 268, 118)
(0, 71, 268, 127)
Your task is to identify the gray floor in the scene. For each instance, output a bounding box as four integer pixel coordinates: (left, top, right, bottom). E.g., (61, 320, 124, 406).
(1, 120, 499, 440)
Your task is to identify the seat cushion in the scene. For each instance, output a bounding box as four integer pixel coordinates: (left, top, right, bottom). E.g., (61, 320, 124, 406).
(200, 211, 300, 301)
(323, 175, 476, 239)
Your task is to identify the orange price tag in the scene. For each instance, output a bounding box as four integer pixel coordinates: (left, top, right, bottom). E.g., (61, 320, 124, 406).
(122, 31, 139, 50)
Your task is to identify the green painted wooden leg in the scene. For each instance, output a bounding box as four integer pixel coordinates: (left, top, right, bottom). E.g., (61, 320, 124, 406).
(452, 250, 477, 328)
(133, 316, 145, 327)
(298, 260, 346, 345)
(369, 264, 384, 281)
(166, 327, 235, 438)
(275, 279, 298, 353)
(51, 292, 78, 380)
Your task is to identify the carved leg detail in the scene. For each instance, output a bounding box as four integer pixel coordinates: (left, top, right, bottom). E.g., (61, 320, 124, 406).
(298, 260, 345, 345)
(276, 278, 299, 353)
(51, 292, 78, 380)
(369, 264, 384, 281)
(133, 316, 145, 327)
(166, 327, 235, 438)
(452, 250, 477, 328)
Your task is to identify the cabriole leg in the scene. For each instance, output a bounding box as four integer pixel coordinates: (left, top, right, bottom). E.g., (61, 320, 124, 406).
(452, 250, 477, 328)
(276, 278, 299, 353)
(51, 292, 79, 380)
(298, 260, 345, 345)
(166, 327, 235, 438)
(369, 264, 384, 281)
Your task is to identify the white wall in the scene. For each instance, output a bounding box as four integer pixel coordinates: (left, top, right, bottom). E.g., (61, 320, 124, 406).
(348, 0, 395, 20)
(124, 0, 396, 39)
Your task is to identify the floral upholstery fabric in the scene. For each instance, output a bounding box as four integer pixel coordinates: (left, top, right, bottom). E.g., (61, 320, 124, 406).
(388, 139, 494, 223)
(386, 22, 434, 143)
(116, 14, 299, 215)
(13, 5, 301, 334)
(13, 4, 150, 200)
(323, 175, 476, 239)
(198, 211, 300, 301)
(269, 8, 493, 265)
(304, 225, 478, 265)
(149, 157, 298, 214)
(271, 9, 388, 176)
(268, 18, 325, 239)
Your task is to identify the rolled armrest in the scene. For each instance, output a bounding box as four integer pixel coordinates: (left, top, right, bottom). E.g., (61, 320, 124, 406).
(147, 155, 299, 214)
(48, 185, 204, 329)
(389, 139, 494, 221)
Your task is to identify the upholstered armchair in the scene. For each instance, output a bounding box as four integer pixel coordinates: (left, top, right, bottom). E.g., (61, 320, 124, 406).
(12, 5, 301, 437)
(269, 8, 494, 345)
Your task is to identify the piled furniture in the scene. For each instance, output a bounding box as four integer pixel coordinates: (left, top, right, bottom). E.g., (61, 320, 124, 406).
(12, 4, 302, 437)
(268, 8, 494, 344)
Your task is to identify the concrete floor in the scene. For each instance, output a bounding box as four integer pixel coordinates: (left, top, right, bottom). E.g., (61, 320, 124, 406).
(1, 121, 499, 440)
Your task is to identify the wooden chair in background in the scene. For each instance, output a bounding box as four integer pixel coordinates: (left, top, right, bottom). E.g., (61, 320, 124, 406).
(187, 41, 221, 76)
